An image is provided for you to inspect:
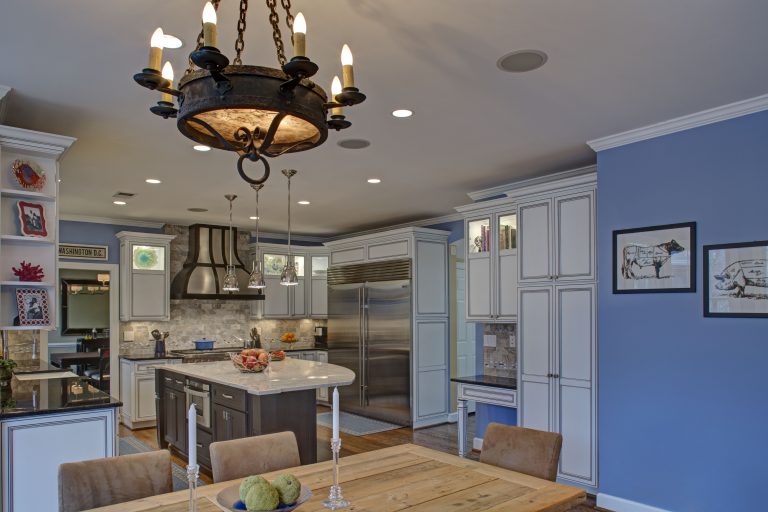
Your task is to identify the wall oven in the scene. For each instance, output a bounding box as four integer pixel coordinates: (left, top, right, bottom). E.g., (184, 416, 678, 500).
(184, 378, 211, 428)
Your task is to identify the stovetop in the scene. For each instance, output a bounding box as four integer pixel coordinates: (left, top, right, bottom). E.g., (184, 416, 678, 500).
(169, 347, 240, 355)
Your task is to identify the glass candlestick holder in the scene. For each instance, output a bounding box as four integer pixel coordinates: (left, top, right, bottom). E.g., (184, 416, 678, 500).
(187, 464, 199, 512)
(322, 438, 349, 510)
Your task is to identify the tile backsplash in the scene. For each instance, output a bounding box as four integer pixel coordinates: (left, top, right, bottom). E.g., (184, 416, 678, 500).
(483, 323, 516, 378)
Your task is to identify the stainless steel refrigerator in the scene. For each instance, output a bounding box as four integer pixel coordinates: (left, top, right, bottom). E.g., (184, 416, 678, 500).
(327, 259, 412, 426)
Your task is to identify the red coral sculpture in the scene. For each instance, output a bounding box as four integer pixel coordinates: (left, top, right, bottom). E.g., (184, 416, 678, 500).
(12, 261, 45, 282)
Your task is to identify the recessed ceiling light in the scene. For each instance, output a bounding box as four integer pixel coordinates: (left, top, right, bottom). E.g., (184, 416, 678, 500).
(497, 50, 548, 73)
(297, 200, 310, 205)
(249, 216, 260, 220)
(337, 139, 371, 149)
(392, 109, 413, 118)
(113, 201, 127, 206)
(187, 207, 208, 212)
(193, 144, 211, 152)
(145, 178, 162, 184)
(367, 178, 381, 184)
(162, 34, 183, 49)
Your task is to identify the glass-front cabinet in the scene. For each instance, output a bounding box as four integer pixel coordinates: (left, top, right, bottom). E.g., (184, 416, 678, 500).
(117, 232, 176, 321)
(463, 210, 518, 322)
(249, 245, 329, 319)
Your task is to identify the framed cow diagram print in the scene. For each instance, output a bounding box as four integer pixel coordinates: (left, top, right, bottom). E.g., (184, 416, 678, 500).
(704, 240, 768, 318)
(613, 222, 696, 294)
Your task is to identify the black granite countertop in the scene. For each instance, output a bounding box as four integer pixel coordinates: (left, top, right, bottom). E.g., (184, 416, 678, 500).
(451, 374, 517, 390)
(119, 352, 184, 361)
(12, 359, 70, 374)
(1, 375, 121, 419)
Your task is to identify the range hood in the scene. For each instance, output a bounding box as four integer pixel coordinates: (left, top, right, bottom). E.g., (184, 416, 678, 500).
(171, 224, 264, 300)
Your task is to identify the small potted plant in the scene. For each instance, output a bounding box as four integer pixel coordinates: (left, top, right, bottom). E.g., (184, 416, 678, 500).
(0, 358, 17, 388)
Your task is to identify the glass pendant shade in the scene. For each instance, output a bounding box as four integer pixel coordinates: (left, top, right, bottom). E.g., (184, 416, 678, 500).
(248, 261, 266, 289)
(222, 266, 239, 291)
(280, 262, 299, 286)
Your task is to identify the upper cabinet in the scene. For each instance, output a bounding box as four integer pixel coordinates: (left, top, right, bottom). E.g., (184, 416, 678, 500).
(0, 125, 75, 331)
(310, 255, 328, 317)
(518, 190, 594, 284)
(462, 210, 518, 322)
(116, 232, 176, 321)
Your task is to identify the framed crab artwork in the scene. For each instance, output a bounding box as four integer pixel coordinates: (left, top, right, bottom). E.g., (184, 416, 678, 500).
(11, 160, 47, 191)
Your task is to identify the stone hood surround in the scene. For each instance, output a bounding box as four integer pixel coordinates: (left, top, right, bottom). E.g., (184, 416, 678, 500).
(163, 358, 354, 395)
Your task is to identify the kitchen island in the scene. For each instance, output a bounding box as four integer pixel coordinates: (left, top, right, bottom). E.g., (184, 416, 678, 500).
(156, 358, 354, 472)
(1, 374, 121, 512)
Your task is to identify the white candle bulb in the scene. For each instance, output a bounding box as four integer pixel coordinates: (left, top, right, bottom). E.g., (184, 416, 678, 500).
(341, 44, 355, 88)
(161, 62, 174, 102)
(148, 27, 164, 70)
(202, 2, 218, 48)
(332, 387, 340, 441)
(292, 12, 307, 57)
(331, 76, 343, 115)
(188, 404, 197, 468)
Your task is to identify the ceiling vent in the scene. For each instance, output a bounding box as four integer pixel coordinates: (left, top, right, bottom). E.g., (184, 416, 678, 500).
(112, 192, 136, 199)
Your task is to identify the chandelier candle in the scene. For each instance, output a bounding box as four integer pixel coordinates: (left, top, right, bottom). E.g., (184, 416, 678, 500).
(202, 2, 218, 48)
(293, 12, 307, 57)
(341, 44, 355, 88)
(148, 27, 164, 70)
(331, 76, 343, 116)
(161, 62, 174, 102)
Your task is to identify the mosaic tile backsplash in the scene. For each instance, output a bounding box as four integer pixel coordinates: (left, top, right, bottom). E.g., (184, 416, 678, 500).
(483, 323, 516, 378)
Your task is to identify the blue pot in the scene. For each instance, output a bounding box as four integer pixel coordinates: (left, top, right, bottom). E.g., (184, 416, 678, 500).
(194, 339, 214, 350)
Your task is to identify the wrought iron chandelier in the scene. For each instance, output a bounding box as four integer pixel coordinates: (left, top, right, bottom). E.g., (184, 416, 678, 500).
(133, 0, 366, 186)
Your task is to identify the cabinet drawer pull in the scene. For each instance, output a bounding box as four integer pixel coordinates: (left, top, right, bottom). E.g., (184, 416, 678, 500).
(222, 393, 234, 400)
(175, 380, 183, 385)
(196, 443, 203, 449)
(164, 377, 172, 382)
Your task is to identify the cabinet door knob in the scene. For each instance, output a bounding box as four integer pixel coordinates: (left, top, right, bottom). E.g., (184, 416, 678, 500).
(553, 374, 560, 379)
(547, 373, 553, 378)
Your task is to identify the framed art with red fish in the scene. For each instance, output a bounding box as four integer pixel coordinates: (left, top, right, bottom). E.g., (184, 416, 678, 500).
(17, 201, 48, 237)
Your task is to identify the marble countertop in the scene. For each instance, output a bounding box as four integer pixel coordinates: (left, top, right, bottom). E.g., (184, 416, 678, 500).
(162, 359, 354, 395)
(451, 374, 517, 390)
(119, 352, 184, 361)
(1, 376, 121, 419)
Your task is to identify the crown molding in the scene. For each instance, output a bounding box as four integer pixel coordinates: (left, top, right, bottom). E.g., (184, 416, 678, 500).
(0, 86, 11, 124)
(587, 93, 768, 152)
(248, 231, 329, 243)
(466, 165, 597, 202)
(0, 123, 76, 159)
(326, 212, 464, 241)
(60, 214, 166, 229)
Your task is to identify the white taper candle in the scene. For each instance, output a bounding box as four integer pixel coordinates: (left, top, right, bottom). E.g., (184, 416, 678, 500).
(188, 404, 197, 468)
(332, 387, 340, 441)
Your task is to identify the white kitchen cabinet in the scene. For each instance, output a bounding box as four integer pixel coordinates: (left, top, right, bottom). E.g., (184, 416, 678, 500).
(119, 357, 180, 429)
(315, 351, 329, 402)
(462, 211, 518, 322)
(519, 283, 596, 486)
(116, 232, 176, 321)
(310, 255, 328, 318)
(518, 190, 594, 284)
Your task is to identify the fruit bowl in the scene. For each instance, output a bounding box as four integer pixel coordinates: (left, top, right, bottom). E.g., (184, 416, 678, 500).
(229, 352, 268, 373)
(280, 332, 298, 343)
(270, 350, 286, 361)
(216, 483, 312, 511)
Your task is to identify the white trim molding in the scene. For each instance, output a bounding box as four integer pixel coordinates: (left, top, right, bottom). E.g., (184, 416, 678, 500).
(327, 212, 464, 241)
(0, 123, 76, 159)
(466, 165, 596, 202)
(587, 93, 768, 152)
(596, 494, 672, 512)
(60, 214, 166, 229)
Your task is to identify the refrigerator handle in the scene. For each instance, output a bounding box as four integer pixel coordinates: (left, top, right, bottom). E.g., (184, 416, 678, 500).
(363, 286, 370, 407)
(359, 287, 365, 408)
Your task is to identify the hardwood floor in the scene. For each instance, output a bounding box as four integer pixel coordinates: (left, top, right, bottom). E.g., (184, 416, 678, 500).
(119, 413, 603, 511)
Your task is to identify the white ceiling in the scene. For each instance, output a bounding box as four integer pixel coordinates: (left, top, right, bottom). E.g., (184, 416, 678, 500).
(1, 0, 767, 235)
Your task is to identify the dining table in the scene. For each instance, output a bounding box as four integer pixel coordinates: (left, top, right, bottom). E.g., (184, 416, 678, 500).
(86, 444, 585, 512)
(50, 351, 100, 375)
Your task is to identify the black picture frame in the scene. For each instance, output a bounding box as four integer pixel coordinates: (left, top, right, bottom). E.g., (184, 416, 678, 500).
(613, 221, 696, 294)
(704, 240, 768, 318)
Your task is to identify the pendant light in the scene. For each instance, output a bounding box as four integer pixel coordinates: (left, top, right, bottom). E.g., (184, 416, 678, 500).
(222, 194, 239, 292)
(280, 169, 299, 286)
(248, 184, 266, 289)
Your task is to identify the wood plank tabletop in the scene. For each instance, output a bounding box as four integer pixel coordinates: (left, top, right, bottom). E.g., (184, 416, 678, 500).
(86, 444, 585, 512)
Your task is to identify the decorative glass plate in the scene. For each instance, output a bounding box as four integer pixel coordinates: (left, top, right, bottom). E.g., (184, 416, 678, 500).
(216, 483, 312, 511)
(132, 245, 164, 270)
(11, 160, 46, 191)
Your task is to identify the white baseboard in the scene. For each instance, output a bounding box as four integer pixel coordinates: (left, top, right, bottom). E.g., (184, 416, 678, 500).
(472, 437, 483, 451)
(447, 412, 458, 423)
(596, 493, 671, 512)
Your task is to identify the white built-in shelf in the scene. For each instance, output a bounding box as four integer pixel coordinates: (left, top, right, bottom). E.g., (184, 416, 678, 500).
(0, 281, 55, 287)
(0, 235, 55, 244)
(0, 188, 56, 201)
(0, 325, 48, 331)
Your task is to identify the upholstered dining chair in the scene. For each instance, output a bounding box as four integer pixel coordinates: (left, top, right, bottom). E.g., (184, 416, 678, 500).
(210, 431, 301, 483)
(59, 449, 173, 512)
(479, 422, 563, 481)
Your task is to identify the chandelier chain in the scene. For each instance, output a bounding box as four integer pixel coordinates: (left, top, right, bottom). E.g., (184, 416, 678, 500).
(185, 0, 221, 76)
(281, 0, 294, 31)
(234, 0, 249, 65)
(266, 0, 287, 65)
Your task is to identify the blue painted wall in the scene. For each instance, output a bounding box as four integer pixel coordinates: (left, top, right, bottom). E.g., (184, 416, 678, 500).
(596, 110, 768, 511)
(60, 221, 163, 265)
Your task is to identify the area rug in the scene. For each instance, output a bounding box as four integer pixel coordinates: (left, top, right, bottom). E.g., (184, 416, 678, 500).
(119, 436, 205, 491)
(316, 411, 402, 436)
